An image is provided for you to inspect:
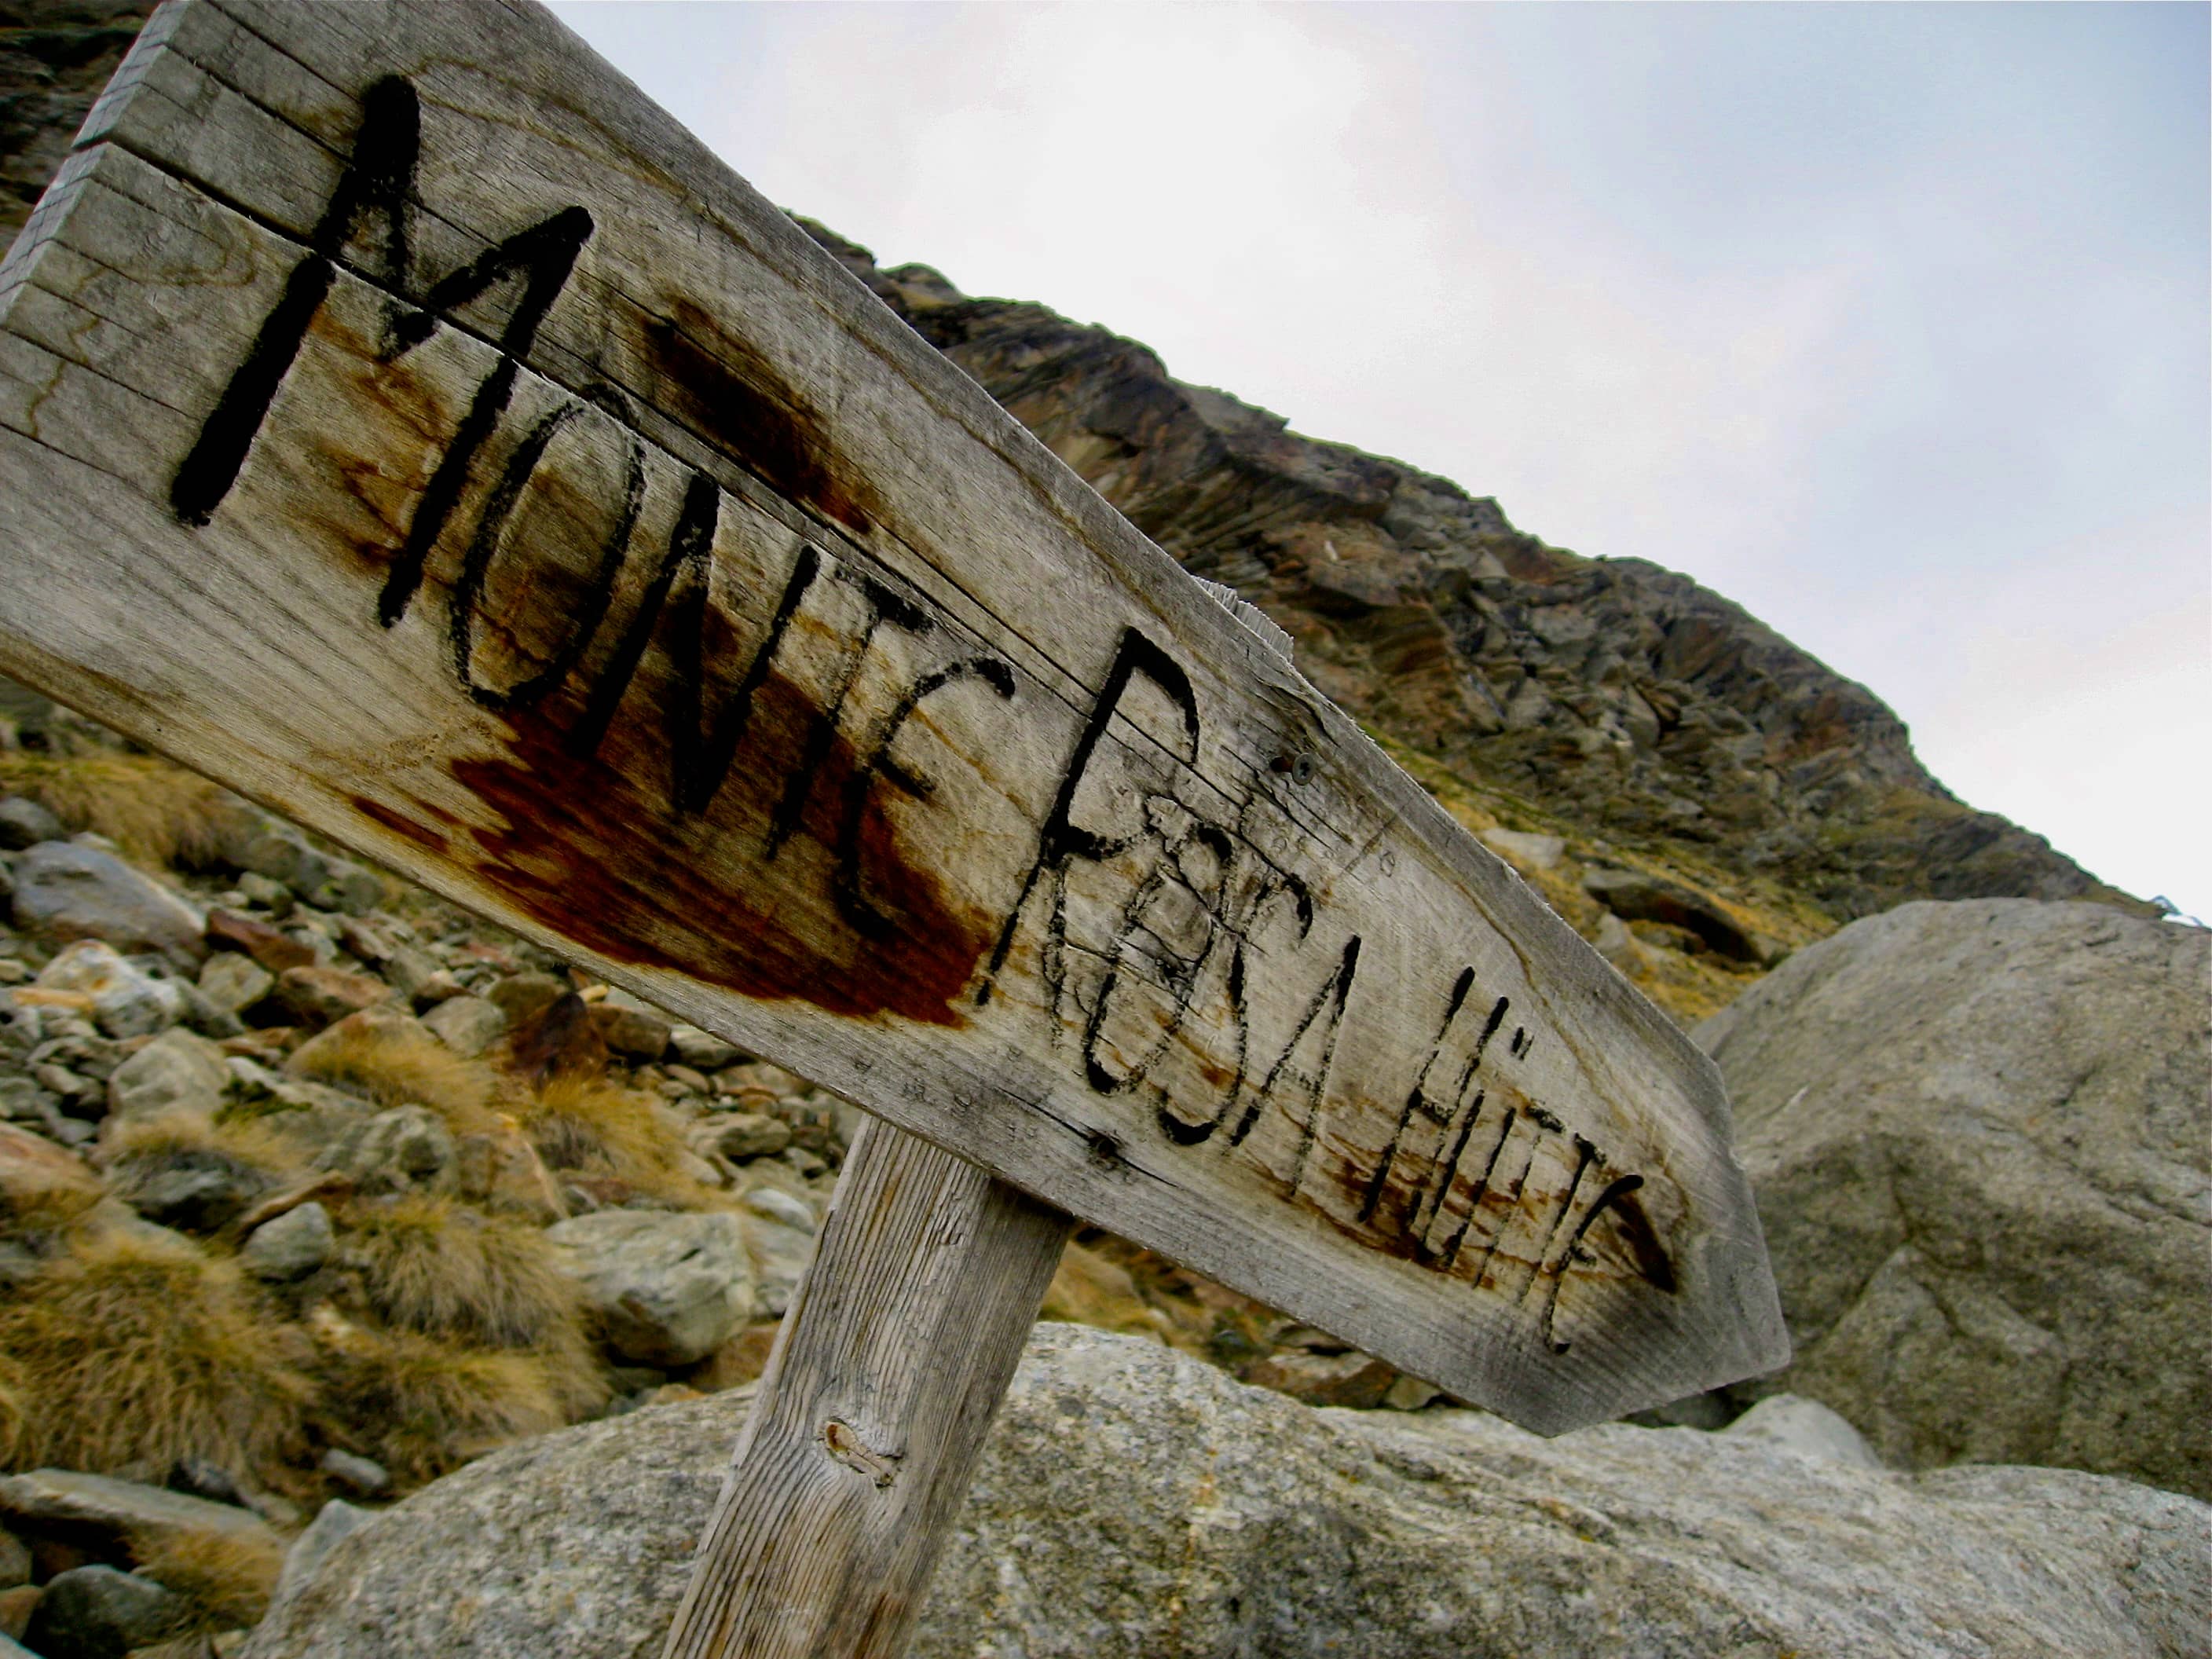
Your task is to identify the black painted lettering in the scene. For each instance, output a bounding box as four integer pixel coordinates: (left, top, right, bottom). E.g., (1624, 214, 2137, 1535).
(834, 655, 1015, 940)
(1470, 1111, 1551, 1286)
(1228, 935, 1362, 1202)
(566, 473, 822, 815)
(1082, 803, 1236, 1096)
(172, 75, 420, 526)
(764, 574, 932, 858)
(1525, 1133, 1600, 1328)
(450, 389, 644, 711)
(1537, 1171, 1677, 1353)
(372, 203, 595, 627)
(978, 627, 1199, 1006)
(1154, 867, 1310, 1147)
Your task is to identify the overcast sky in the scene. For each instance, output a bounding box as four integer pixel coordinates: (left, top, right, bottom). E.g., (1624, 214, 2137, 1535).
(550, 1, 2210, 920)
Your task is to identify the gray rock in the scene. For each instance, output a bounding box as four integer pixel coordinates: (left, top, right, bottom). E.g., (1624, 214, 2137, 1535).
(0, 1635, 32, 1659)
(24, 1564, 183, 1658)
(240, 1202, 333, 1281)
(1721, 1393, 1884, 1469)
(1694, 899, 2211, 1500)
(1478, 826, 1566, 869)
(420, 994, 504, 1058)
(234, 872, 294, 917)
(383, 945, 451, 1006)
(706, 1112, 790, 1162)
(545, 1210, 753, 1367)
(103, 1027, 229, 1129)
(9, 842, 204, 969)
(486, 973, 566, 1026)
(733, 1184, 819, 1315)
(240, 1326, 2210, 1659)
(35, 940, 185, 1040)
(312, 1105, 457, 1196)
(0, 1526, 25, 1589)
(591, 993, 671, 1060)
(238, 831, 329, 897)
(1582, 864, 1771, 962)
(0, 1468, 276, 1556)
(223, 1058, 368, 1133)
(267, 1498, 372, 1615)
(108, 1144, 269, 1232)
(1591, 908, 1643, 968)
(667, 1024, 742, 1071)
(174, 975, 246, 1042)
(0, 992, 42, 1061)
(196, 951, 274, 1016)
(0, 1075, 60, 1134)
(0, 797, 64, 850)
(317, 1450, 390, 1498)
(309, 863, 384, 917)
(736, 1185, 815, 1232)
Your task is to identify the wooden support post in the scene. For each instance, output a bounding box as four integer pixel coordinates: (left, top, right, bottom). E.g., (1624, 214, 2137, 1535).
(661, 1120, 1074, 1659)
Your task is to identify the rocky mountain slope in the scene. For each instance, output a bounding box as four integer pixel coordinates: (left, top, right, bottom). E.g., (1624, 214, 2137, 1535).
(800, 224, 2146, 937)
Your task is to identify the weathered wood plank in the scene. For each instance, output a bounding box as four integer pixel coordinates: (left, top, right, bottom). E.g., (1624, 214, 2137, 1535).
(0, 0, 1787, 1429)
(661, 1120, 1071, 1659)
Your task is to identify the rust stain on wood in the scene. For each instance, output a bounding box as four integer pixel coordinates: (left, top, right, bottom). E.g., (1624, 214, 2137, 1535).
(646, 297, 877, 535)
(352, 793, 449, 855)
(438, 671, 989, 1027)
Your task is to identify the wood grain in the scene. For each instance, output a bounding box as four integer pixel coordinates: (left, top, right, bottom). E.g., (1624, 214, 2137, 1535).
(0, 0, 1787, 1428)
(661, 1120, 1071, 1659)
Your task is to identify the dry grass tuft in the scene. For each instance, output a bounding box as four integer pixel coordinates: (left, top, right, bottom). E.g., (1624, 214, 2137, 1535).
(0, 1353, 27, 1466)
(0, 1171, 103, 1243)
(104, 1112, 310, 1185)
(313, 1320, 582, 1485)
(517, 1075, 717, 1207)
(132, 1525, 285, 1632)
(346, 1195, 584, 1350)
(0, 751, 246, 868)
(0, 1229, 312, 1481)
(290, 1020, 498, 1135)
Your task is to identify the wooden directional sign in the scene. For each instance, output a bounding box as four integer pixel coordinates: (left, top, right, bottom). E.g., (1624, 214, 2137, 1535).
(0, 0, 1785, 1431)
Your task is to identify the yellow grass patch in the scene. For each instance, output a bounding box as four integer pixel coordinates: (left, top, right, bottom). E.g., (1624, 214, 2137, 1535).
(0, 1166, 103, 1243)
(131, 1525, 286, 1633)
(345, 1195, 584, 1350)
(0, 751, 246, 868)
(312, 1320, 588, 1485)
(0, 1229, 312, 1481)
(517, 1075, 718, 1207)
(103, 1111, 311, 1187)
(0, 1354, 26, 1465)
(289, 1019, 499, 1136)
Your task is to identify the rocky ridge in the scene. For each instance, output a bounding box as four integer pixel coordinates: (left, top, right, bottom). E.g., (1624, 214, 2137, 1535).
(800, 223, 2149, 934)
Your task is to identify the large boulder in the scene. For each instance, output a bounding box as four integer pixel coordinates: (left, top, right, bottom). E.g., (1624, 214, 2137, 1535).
(241, 1327, 2207, 1659)
(9, 842, 204, 969)
(1694, 899, 2210, 1500)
